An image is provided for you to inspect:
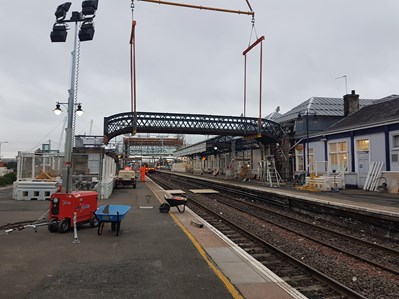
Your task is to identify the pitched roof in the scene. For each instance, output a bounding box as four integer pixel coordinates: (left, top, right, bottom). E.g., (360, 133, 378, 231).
(265, 110, 282, 121)
(325, 95, 399, 132)
(275, 96, 374, 123)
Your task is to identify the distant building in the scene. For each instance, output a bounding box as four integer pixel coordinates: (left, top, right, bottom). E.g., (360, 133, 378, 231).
(0, 161, 8, 176)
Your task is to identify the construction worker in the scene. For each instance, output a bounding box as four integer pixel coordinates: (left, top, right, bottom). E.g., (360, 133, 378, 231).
(140, 165, 146, 182)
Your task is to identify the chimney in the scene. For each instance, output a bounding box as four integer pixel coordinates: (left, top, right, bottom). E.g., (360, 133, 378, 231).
(343, 90, 359, 117)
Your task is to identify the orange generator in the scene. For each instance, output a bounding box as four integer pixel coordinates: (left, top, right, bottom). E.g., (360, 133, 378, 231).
(48, 191, 98, 233)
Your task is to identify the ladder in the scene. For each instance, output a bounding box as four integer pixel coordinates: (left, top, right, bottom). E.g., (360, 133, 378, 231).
(265, 156, 282, 187)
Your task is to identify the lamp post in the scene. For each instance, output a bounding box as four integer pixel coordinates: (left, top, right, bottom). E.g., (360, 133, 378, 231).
(50, 1, 98, 193)
(0, 141, 8, 161)
(298, 110, 316, 177)
(53, 102, 84, 116)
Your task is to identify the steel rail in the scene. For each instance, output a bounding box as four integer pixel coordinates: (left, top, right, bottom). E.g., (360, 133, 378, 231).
(188, 199, 367, 299)
(216, 195, 399, 276)
(167, 173, 399, 265)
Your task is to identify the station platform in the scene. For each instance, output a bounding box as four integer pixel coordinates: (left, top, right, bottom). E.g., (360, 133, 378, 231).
(0, 180, 301, 299)
(163, 171, 399, 218)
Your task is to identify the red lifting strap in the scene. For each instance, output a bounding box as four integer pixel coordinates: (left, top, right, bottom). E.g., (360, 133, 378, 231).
(130, 20, 136, 44)
(242, 36, 265, 131)
(130, 20, 137, 134)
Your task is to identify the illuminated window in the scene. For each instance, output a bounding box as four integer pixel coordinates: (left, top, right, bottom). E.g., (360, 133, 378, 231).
(329, 141, 348, 172)
(356, 139, 369, 151)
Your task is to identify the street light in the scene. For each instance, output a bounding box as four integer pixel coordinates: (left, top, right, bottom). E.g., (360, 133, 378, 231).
(50, 1, 99, 193)
(0, 141, 8, 161)
(53, 102, 84, 116)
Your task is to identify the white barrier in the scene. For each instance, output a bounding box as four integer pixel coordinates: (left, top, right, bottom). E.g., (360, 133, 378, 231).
(99, 177, 115, 200)
(13, 181, 57, 200)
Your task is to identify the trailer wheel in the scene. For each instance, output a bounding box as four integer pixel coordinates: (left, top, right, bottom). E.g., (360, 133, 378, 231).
(57, 219, 70, 233)
(48, 218, 58, 233)
(90, 215, 98, 228)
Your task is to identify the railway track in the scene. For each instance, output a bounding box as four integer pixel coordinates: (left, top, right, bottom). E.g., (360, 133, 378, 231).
(190, 198, 365, 299)
(210, 194, 399, 276)
(148, 172, 399, 298)
(162, 173, 399, 241)
(156, 172, 399, 245)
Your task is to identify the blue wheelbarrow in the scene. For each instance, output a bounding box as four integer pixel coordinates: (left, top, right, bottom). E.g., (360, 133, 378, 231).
(94, 205, 131, 236)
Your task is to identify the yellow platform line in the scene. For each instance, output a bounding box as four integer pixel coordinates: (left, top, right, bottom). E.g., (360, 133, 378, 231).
(169, 212, 244, 299)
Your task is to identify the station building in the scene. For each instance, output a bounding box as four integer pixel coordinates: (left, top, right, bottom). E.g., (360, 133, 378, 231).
(173, 91, 399, 193)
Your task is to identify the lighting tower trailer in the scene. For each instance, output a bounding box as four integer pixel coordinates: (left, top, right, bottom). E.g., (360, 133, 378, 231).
(48, 191, 98, 233)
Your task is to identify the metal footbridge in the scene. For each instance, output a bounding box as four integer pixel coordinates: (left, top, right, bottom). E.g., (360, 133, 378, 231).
(103, 111, 284, 144)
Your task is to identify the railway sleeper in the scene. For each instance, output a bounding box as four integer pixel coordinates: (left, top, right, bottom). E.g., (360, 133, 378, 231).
(220, 229, 237, 234)
(244, 247, 266, 255)
(277, 265, 315, 276)
(251, 253, 274, 261)
(231, 236, 250, 246)
(224, 234, 244, 240)
(283, 274, 314, 282)
(261, 259, 286, 267)
(236, 241, 256, 247)
(296, 284, 331, 293)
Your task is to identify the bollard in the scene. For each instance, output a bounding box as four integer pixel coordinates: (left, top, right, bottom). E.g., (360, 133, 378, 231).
(72, 212, 80, 244)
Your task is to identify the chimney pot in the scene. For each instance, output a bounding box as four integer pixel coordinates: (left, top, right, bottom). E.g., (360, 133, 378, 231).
(344, 91, 360, 116)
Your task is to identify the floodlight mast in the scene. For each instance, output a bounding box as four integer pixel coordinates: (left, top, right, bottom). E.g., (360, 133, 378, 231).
(50, 1, 99, 193)
(63, 23, 78, 193)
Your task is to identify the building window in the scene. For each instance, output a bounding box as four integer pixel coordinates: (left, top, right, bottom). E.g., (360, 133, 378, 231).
(295, 146, 304, 172)
(356, 139, 369, 151)
(328, 141, 348, 172)
(308, 148, 314, 173)
(393, 135, 399, 148)
(295, 144, 314, 173)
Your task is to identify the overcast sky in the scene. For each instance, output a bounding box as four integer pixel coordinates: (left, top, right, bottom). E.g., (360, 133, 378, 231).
(1, 0, 398, 158)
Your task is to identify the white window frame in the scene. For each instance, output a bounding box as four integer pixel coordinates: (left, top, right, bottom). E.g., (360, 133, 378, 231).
(356, 139, 370, 152)
(393, 135, 399, 149)
(328, 141, 348, 173)
(295, 147, 304, 172)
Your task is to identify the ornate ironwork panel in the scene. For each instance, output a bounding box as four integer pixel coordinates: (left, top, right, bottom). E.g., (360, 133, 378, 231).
(104, 112, 284, 144)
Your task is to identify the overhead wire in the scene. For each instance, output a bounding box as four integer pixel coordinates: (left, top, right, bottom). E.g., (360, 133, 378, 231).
(24, 118, 67, 152)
